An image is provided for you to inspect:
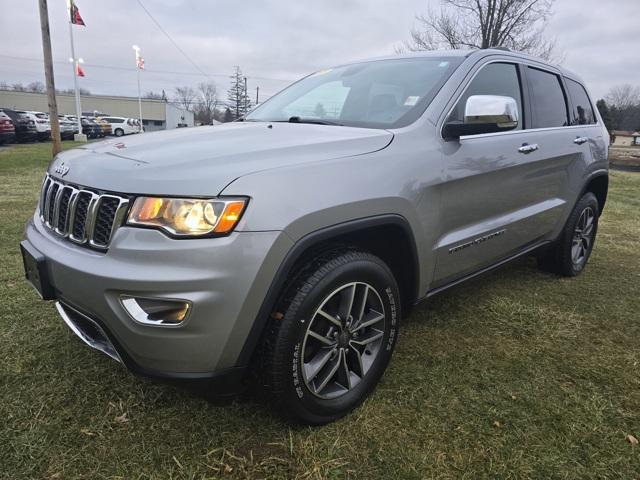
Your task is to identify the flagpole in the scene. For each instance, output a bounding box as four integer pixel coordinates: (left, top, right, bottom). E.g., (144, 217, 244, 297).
(68, 19, 83, 138)
(137, 67, 143, 132)
(133, 45, 143, 133)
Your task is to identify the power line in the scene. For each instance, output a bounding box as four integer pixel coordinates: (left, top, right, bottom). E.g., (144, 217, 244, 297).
(134, 0, 211, 79)
(0, 54, 294, 83)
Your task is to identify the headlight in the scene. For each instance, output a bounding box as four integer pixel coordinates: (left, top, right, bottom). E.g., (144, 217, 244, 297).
(127, 197, 247, 237)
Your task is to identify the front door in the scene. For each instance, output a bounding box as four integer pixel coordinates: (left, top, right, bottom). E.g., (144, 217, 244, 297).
(432, 61, 579, 287)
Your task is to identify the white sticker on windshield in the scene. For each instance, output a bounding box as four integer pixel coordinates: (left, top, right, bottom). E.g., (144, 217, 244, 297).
(438, 61, 449, 67)
(404, 96, 420, 106)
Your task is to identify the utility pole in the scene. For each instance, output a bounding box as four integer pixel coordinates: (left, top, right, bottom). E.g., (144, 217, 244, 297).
(256, 86, 259, 105)
(38, 0, 62, 156)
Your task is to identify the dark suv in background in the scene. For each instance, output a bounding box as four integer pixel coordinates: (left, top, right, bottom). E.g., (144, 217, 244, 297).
(0, 108, 37, 143)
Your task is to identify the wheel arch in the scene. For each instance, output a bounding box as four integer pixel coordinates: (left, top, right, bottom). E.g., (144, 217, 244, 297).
(582, 171, 608, 215)
(236, 214, 420, 366)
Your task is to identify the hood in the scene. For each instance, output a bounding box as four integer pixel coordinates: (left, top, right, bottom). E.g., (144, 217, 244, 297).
(50, 122, 393, 196)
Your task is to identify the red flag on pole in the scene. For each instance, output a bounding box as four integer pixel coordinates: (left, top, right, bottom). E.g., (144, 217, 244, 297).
(75, 63, 85, 77)
(68, 0, 86, 26)
(135, 48, 145, 70)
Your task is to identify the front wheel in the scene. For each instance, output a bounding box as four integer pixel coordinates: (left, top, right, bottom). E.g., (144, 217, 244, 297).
(262, 249, 401, 425)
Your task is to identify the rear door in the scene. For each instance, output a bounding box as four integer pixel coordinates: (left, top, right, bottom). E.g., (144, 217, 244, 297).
(564, 76, 608, 189)
(432, 60, 579, 287)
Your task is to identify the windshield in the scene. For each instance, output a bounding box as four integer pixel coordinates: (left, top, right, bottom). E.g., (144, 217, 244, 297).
(246, 57, 462, 129)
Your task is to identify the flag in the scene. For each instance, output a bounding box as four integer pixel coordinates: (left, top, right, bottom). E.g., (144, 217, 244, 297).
(75, 63, 85, 77)
(135, 50, 145, 70)
(68, 0, 86, 26)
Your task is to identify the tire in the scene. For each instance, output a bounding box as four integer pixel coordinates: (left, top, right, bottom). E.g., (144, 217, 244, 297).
(538, 192, 599, 276)
(114, 128, 124, 137)
(262, 249, 401, 425)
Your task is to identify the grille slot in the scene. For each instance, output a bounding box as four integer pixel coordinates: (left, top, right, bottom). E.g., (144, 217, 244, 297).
(46, 182, 59, 225)
(93, 197, 120, 246)
(56, 187, 73, 233)
(39, 175, 129, 250)
(71, 191, 92, 240)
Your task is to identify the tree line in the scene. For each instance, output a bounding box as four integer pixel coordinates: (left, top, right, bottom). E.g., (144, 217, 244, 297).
(1, 65, 254, 126)
(172, 66, 252, 125)
(596, 85, 640, 133)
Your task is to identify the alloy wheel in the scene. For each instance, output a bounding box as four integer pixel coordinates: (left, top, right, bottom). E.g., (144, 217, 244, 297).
(571, 206, 595, 266)
(301, 282, 386, 399)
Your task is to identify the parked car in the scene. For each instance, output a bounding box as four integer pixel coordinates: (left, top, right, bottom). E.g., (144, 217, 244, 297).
(24, 111, 51, 141)
(92, 117, 112, 137)
(57, 115, 76, 140)
(0, 111, 16, 145)
(0, 108, 37, 142)
(98, 116, 140, 137)
(80, 117, 102, 139)
(21, 49, 609, 425)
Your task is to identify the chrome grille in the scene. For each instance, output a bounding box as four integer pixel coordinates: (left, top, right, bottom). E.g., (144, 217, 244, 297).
(39, 175, 129, 250)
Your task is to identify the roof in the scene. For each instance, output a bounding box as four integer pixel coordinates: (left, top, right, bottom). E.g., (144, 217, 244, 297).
(332, 48, 583, 84)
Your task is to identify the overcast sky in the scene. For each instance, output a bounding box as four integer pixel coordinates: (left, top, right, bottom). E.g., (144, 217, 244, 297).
(0, 0, 637, 103)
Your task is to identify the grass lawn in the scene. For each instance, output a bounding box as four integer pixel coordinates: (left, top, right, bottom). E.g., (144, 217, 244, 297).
(1, 142, 639, 479)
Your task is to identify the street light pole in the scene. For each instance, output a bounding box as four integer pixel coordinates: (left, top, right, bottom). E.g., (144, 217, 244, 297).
(133, 45, 143, 132)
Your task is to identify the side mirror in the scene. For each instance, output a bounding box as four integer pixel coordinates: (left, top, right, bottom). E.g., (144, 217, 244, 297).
(443, 95, 519, 140)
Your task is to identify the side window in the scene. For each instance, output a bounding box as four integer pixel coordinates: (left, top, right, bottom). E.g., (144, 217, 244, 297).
(448, 62, 523, 131)
(566, 78, 596, 125)
(526, 67, 568, 128)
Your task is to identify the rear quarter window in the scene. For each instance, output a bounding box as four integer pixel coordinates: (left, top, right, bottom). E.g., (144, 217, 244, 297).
(566, 78, 596, 125)
(526, 67, 569, 129)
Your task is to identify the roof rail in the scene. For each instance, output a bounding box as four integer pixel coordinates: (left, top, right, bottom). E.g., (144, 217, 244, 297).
(492, 46, 511, 52)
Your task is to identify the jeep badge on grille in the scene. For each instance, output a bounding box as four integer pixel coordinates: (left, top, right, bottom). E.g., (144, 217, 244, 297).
(54, 163, 70, 177)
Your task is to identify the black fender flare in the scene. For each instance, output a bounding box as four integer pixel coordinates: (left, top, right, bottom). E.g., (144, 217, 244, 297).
(235, 214, 420, 366)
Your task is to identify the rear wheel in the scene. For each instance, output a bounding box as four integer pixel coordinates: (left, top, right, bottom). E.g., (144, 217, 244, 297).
(538, 192, 599, 276)
(114, 128, 124, 137)
(262, 249, 400, 425)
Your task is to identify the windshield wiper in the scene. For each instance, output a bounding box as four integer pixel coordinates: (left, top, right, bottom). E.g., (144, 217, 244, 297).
(287, 116, 343, 126)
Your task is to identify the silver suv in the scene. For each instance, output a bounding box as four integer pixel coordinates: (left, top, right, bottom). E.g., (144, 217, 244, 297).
(21, 49, 608, 424)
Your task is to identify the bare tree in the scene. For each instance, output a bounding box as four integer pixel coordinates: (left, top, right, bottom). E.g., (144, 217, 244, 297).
(12, 82, 26, 91)
(27, 81, 45, 93)
(605, 84, 640, 110)
(144, 91, 163, 100)
(174, 86, 197, 111)
(194, 82, 219, 124)
(400, 0, 560, 61)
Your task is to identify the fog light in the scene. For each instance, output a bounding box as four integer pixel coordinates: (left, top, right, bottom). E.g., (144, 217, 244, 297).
(121, 296, 190, 326)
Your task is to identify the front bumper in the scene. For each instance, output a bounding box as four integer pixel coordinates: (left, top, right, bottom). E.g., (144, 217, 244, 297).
(25, 215, 292, 383)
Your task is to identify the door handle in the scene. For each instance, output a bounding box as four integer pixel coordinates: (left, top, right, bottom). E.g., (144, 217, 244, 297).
(573, 136, 589, 145)
(518, 143, 539, 154)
